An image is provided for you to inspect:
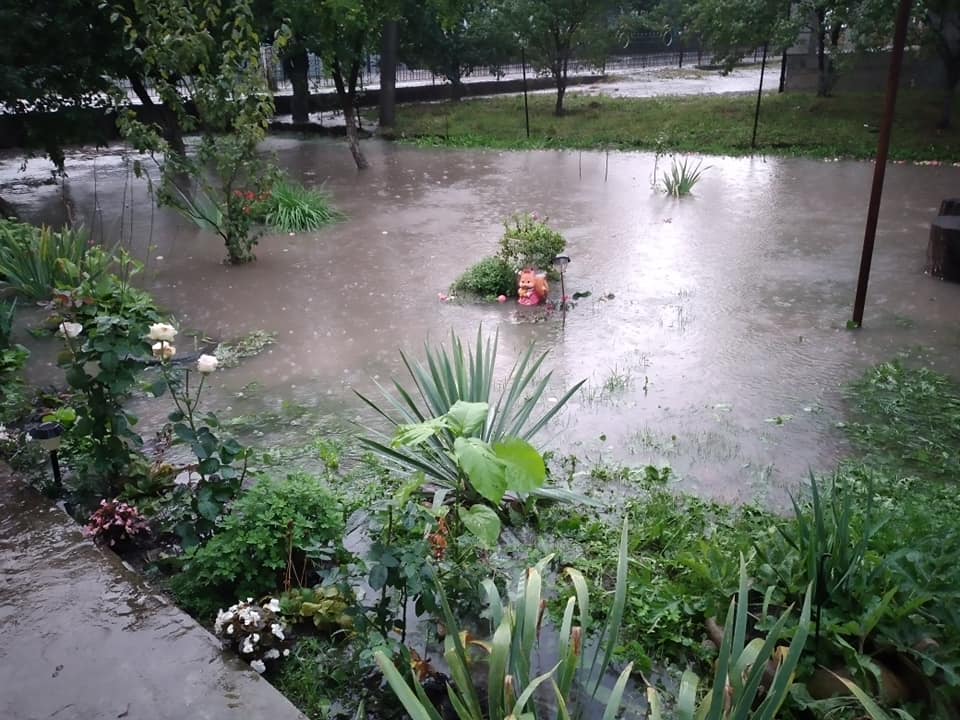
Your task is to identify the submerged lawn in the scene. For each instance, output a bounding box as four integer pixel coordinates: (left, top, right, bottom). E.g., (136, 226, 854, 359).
(389, 89, 960, 162)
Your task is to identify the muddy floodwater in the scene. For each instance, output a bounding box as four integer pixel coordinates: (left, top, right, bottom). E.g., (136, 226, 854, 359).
(5, 138, 960, 503)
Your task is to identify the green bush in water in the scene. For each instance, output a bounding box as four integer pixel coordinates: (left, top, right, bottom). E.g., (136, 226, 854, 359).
(498, 212, 566, 276)
(452, 256, 516, 298)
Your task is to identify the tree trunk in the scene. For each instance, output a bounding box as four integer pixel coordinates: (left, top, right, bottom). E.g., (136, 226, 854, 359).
(927, 215, 960, 282)
(378, 20, 399, 128)
(938, 61, 959, 129)
(815, 8, 832, 97)
(283, 49, 311, 124)
(553, 55, 569, 116)
(333, 59, 369, 170)
(129, 73, 186, 158)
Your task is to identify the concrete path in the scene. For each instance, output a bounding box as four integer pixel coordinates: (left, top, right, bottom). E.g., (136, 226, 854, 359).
(0, 467, 307, 720)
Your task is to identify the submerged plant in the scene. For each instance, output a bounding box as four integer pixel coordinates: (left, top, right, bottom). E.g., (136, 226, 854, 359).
(660, 156, 709, 197)
(356, 328, 586, 504)
(263, 180, 342, 233)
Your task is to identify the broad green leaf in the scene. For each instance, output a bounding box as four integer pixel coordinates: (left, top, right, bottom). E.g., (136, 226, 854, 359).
(459, 504, 501, 547)
(393, 416, 450, 447)
(447, 400, 489, 437)
(374, 652, 436, 720)
(454, 436, 506, 504)
(494, 438, 546, 493)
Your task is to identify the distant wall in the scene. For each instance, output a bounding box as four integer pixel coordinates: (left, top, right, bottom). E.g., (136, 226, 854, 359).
(784, 50, 944, 93)
(0, 75, 604, 150)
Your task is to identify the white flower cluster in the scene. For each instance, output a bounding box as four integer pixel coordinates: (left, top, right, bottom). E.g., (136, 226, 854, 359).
(213, 597, 291, 674)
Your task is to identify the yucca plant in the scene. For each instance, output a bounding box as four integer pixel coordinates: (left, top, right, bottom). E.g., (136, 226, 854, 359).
(264, 180, 342, 233)
(376, 519, 633, 720)
(0, 220, 105, 300)
(648, 556, 813, 720)
(660, 157, 709, 197)
(356, 328, 586, 503)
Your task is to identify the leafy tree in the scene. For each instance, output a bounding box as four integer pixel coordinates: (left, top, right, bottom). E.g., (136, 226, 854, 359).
(111, 0, 281, 264)
(400, 0, 512, 98)
(506, 0, 617, 116)
(924, 1, 960, 128)
(309, 0, 395, 169)
(691, 0, 798, 72)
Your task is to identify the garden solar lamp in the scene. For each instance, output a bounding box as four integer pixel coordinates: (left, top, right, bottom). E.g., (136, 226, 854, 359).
(33, 422, 64, 489)
(553, 255, 570, 301)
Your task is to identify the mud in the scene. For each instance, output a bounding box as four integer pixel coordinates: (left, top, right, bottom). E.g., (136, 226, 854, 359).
(0, 466, 307, 720)
(3, 138, 960, 503)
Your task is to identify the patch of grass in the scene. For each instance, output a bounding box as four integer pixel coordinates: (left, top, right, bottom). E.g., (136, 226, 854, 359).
(845, 360, 960, 480)
(263, 181, 342, 233)
(391, 90, 960, 161)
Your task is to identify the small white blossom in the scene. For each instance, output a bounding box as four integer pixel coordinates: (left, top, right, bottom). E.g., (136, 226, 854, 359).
(250, 659, 266, 674)
(226, 625, 234, 635)
(240, 637, 254, 654)
(282, 649, 290, 657)
(58, 321, 83, 339)
(270, 623, 285, 641)
(264, 598, 281, 613)
(197, 354, 219, 374)
(148, 322, 177, 342)
(263, 649, 280, 660)
(0, 425, 9, 442)
(251, 633, 260, 644)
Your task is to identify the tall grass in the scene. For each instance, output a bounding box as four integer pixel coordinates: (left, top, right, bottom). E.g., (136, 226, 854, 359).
(660, 156, 709, 197)
(263, 181, 342, 233)
(0, 220, 107, 300)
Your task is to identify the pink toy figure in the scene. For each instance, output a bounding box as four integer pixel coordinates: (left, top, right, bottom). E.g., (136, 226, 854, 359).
(517, 268, 549, 306)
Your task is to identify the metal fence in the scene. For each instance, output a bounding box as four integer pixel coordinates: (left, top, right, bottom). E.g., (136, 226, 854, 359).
(260, 32, 723, 95)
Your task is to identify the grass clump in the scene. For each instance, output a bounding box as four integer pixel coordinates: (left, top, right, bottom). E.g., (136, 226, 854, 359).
(262, 181, 342, 233)
(660, 156, 710, 197)
(391, 90, 960, 162)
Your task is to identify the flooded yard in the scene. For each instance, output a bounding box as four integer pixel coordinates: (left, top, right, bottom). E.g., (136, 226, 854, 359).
(6, 137, 960, 502)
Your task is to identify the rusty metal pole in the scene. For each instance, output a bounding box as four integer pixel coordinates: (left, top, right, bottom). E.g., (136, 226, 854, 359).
(851, 0, 912, 327)
(751, 41, 769, 149)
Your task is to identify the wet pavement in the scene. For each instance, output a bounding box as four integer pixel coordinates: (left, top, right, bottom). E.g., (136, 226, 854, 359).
(0, 466, 308, 720)
(3, 139, 960, 504)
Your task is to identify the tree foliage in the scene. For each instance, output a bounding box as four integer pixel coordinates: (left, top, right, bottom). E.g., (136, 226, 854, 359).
(111, 0, 280, 264)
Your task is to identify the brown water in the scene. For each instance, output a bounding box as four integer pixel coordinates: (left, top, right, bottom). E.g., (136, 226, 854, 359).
(5, 138, 960, 502)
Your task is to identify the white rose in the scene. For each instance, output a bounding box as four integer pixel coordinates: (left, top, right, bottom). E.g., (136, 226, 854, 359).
(148, 322, 177, 342)
(152, 342, 176, 361)
(58, 322, 83, 339)
(264, 598, 281, 613)
(250, 659, 266, 674)
(197, 354, 219, 374)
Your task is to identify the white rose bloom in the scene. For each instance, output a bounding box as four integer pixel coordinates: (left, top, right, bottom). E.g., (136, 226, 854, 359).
(265, 598, 281, 613)
(151, 342, 176, 361)
(270, 623, 285, 641)
(250, 659, 266, 674)
(263, 649, 280, 660)
(58, 322, 83, 339)
(196, 354, 219, 374)
(148, 322, 177, 342)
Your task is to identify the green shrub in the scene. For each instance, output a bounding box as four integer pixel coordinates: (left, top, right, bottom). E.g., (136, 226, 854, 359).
(498, 212, 566, 274)
(452, 256, 516, 298)
(0, 299, 29, 422)
(262, 180, 342, 233)
(170, 473, 345, 619)
(0, 220, 107, 300)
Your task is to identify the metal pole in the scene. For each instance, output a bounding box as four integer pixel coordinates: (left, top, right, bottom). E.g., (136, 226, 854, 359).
(521, 47, 531, 139)
(851, 0, 912, 327)
(778, 48, 788, 92)
(50, 449, 62, 490)
(751, 42, 769, 149)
